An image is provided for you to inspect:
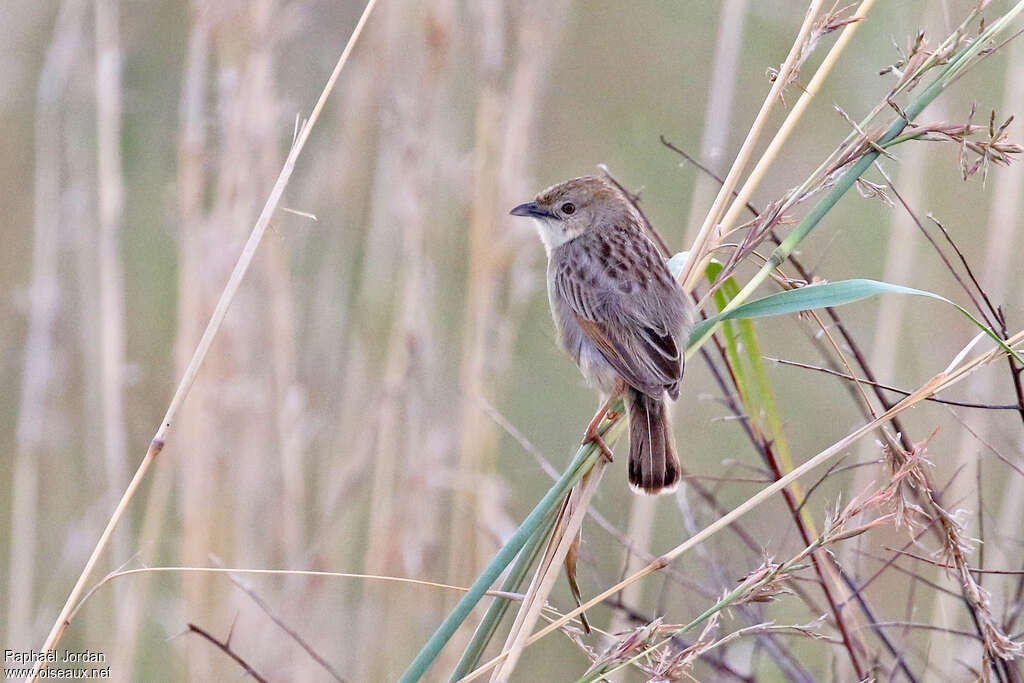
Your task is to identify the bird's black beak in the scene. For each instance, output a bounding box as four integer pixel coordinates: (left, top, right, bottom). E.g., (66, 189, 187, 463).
(509, 201, 554, 219)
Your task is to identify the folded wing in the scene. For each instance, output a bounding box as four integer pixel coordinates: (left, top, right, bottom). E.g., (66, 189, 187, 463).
(553, 230, 686, 398)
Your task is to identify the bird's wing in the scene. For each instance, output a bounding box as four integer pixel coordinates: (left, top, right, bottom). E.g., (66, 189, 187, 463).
(553, 231, 685, 395)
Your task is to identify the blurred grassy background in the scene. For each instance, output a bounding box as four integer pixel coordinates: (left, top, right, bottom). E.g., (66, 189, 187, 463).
(3, 0, 1024, 680)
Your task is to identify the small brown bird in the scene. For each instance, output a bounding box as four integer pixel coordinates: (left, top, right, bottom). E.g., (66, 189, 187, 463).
(511, 176, 692, 494)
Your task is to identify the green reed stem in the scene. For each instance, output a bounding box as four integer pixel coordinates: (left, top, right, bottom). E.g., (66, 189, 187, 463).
(449, 507, 559, 680)
(686, 2, 1024, 358)
(399, 410, 626, 683)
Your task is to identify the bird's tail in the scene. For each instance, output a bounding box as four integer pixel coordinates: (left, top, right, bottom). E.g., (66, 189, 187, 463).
(626, 388, 680, 495)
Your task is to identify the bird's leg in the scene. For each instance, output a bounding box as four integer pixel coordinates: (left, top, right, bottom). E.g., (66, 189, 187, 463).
(582, 396, 617, 462)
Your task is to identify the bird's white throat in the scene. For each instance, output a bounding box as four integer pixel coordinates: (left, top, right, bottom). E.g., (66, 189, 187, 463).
(531, 217, 573, 255)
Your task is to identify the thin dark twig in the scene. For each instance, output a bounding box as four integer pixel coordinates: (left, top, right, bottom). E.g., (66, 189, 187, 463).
(928, 214, 1024, 427)
(879, 168, 1024, 666)
(854, 548, 963, 600)
(670, 146, 1003, 677)
(977, 459, 985, 589)
(794, 457, 851, 516)
(839, 479, 968, 603)
(660, 135, 762, 219)
(599, 165, 673, 257)
(865, 622, 984, 642)
(948, 407, 1024, 478)
(691, 334, 830, 617)
(874, 162, 994, 329)
(685, 343, 827, 681)
(681, 473, 775, 484)
(186, 623, 270, 683)
(828, 555, 923, 683)
(699, 302, 865, 677)
(897, 553, 920, 683)
(211, 556, 347, 682)
(886, 548, 1024, 576)
(665, 136, 918, 454)
(692, 257, 916, 678)
(927, 214, 1001, 324)
(667, 140, 1010, 679)
(761, 441, 867, 677)
(767, 356, 1022, 410)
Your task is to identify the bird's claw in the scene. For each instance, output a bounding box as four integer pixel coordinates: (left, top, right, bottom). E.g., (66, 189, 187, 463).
(582, 427, 615, 462)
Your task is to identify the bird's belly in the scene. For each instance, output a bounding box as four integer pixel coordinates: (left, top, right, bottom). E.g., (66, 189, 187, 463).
(557, 314, 623, 397)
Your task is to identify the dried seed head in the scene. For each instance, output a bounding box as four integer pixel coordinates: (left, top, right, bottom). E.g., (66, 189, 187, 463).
(583, 617, 683, 678)
(646, 614, 720, 682)
(732, 558, 791, 606)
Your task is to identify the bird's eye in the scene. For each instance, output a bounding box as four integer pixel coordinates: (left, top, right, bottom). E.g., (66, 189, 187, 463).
(561, 202, 576, 215)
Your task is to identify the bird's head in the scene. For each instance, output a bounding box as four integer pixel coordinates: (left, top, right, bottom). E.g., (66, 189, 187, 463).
(509, 175, 632, 253)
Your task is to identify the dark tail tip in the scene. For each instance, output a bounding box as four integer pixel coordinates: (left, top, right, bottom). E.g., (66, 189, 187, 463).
(626, 389, 680, 495)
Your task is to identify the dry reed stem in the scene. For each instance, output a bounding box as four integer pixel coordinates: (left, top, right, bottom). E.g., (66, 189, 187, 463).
(978, 33, 1024, 568)
(267, 235, 306, 554)
(318, 28, 394, 675)
(688, 5, 1010, 315)
(707, 0, 876, 265)
(680, 0, 825, 291)
(452, 0, 570, 589)
(93, 0, 130, 628)
(451, 1, 511, 586)
(355, 18, 438, 670)
(491, 460, 609, 681)
(107, 12, 212, 678)
(66, 566, 531, 625)
(315, 34, 381, 531)
(682, 0, 748, 243)
(26, 2, 379, 678)
(612, 0, 748, 642)
(610, 494, 657, 635)
(6, 0, 86, 652)
(461, 331, 1024, 679)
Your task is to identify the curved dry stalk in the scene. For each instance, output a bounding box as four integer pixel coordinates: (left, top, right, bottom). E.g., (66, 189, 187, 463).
(459, 331, 1024, 680)
(66, 566, 528, 627)
(705, 0, 877, 279)
(26, 2, 379, 679)
(93, 0, 131, 633)
(680, 0, 826, 290)
(67, 564, 597, 679)
(490, 460, 609, 681)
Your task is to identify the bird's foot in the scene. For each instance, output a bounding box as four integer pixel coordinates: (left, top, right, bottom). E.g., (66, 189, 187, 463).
(582, 424, 615, 462)
(582, 399, 618, 462)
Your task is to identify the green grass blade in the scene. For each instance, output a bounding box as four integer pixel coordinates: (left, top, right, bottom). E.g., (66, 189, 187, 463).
(689, 278, 940, 344)
(399, 439, 605, 683)
(449, 509, 559, 680)
(705, 262, 811, 519)
(683, 1, 1024, 356)
(685, 277, 1023, 365)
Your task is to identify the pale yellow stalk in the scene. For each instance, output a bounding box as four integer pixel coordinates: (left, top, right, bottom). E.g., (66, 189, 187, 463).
(680, 0, 826, 290)
(460, 331, 1024, 680)
(27, 2, 379, 678)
